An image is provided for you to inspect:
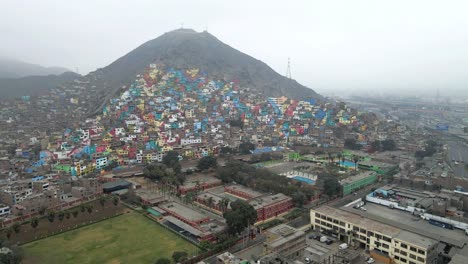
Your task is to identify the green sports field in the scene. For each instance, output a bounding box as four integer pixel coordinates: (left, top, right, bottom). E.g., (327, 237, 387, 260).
(22, 211, 199, 264)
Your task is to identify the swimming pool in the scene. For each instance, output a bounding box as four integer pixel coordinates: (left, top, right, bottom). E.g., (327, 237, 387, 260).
(340, 161, 356, 168)
(292, 176, 315, 185)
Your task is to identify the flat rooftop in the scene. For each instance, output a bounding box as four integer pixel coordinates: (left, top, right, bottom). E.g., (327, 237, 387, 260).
(158, 202, 208, 222)
(340, 171, 375, 185)
(164, 215, 204, 237)
(314, 206, 401, 238)
(180, 174, 221, 189)
(340, 203, 466, 248)
(319, 206, 438, 249)
(197, 192, 224, 204)
(267, 224, 305, 249)
(249, 193, 291, 210)
(225, 184, 264, 199)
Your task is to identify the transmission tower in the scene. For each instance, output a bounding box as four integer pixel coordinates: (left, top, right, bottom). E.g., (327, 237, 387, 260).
(286, 57, 292, 79)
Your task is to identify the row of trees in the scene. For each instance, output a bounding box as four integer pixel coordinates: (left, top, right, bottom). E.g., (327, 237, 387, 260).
(371, 139, 397, 152)
(154, 251, 189, 264)
(5, 196, 119, 239)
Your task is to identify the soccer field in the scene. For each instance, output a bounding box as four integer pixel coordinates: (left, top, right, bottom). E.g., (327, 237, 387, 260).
(22, 211, 199, 264)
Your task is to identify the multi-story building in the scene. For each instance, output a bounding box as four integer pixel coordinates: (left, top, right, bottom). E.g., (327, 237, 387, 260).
(264, 224, 306, 258)
(249, 193, 294, 222)
(341, 171, 378, 196)
(310, 206, 438, 264)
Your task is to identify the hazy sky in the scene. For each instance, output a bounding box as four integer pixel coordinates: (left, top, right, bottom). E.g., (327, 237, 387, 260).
(1, 0, 468, 95)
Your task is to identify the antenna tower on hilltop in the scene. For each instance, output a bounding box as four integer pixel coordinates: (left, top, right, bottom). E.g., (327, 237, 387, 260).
(286, 58, 292, 79)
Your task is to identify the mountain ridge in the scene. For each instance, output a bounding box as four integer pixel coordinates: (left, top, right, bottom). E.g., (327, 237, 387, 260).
(85, 29, 321, 114)
(0, 57, 71, 78)
(0, 72, 81, 99)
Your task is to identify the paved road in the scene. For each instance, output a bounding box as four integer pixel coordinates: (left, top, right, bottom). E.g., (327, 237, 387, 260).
(447, 141, 468, 178)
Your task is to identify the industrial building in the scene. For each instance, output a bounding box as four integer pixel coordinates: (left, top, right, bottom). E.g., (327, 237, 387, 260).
(264, 224, 306, 258)
(340, 171, 378, 196)
(310, 206, 439, 264)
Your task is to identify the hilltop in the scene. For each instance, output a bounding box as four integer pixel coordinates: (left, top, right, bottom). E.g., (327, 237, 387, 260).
(85, 29, 321, 114)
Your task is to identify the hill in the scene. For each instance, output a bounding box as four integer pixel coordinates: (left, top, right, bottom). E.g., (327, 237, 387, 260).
(0, 57, 70, 78)
(0, 72, 81, 99)
(86, 29, 321, 114)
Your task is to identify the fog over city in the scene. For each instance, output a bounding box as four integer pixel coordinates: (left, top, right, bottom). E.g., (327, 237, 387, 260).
(1, 0, 468, 96)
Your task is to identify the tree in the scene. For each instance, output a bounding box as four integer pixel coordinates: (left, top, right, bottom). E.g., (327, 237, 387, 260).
(47, 211, 56, 222)
(162, 151, 181, 174)
(99, 196, 107, 207)
(353, 156, 359, 170)
(72, 210, 79, 218)
(30, 217, 39, 229)
(197, 156, 218, 171)
(239, 141, 255, 154)
(344, 138, 362, 150)
(381, 139, 396, 151)
(323, 178, 341, 197)
(220, 146, 234, 155)
(58, 211, 65, 221)
(38, 206, 47, 216)
(5, 228, 12, 239)
(223, 200, 257, 235)
(12, 223, 20, 234)
(155, 258, 171, 264)
(172, 251, 188, 263)
(87, 205, 93, 214)
(207, 197, 214, 208)
(113, 196, 119, 206)
(292, 191, 307, 207)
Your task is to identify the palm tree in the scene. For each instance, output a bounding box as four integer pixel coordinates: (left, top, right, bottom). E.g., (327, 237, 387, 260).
(207, 197, 214, 208)
(353, 156, 359, 170)
(337, 153, 342, 166)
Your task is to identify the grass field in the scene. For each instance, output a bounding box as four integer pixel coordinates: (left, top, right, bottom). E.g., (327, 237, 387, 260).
(22, 211, 199, 264)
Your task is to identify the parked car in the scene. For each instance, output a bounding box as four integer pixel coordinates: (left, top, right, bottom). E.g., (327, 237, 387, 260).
(308, 234, 320, 240)
(366, 257, 375, 263)
(325, 239, 333, 245)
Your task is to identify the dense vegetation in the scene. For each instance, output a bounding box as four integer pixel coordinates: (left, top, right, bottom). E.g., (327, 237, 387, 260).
(415, 140, 439, 159)
(216, 160, 315, 207)
(223, 200, 257, 235)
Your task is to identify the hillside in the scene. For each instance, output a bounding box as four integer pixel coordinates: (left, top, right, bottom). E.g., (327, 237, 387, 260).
(0, 72, 81, 99)
(0, 57, 70, 78)
(85, 29, 321, 114)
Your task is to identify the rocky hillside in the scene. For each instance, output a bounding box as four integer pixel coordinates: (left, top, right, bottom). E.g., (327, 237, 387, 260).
(85, 29, 321, 114)
(0, 72, 81, 99)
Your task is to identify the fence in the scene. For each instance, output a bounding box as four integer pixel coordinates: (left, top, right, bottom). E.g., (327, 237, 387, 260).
(1, 192, 104, 228)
